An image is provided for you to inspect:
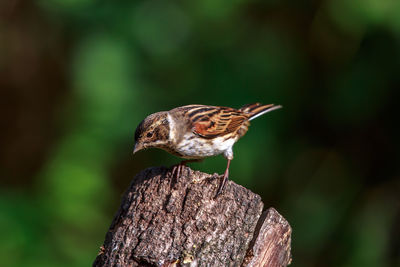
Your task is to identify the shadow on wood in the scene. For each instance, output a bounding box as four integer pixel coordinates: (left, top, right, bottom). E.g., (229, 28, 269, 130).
(93, 166, 291, 266)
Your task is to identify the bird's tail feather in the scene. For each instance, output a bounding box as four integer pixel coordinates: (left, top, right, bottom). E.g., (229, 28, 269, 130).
(239, 103, 282, 121)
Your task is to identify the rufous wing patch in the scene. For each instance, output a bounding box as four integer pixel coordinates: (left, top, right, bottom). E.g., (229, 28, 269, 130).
(192, 107, 247, 139)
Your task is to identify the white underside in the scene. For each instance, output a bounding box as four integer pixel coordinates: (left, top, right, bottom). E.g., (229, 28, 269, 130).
(175, 133, 236, 160)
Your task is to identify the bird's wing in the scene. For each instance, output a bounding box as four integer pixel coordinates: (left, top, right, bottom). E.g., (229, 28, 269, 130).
(187, 106, 248, 139)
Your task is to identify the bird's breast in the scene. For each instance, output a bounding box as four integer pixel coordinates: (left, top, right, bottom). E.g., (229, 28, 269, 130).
(172, 133, 238, 159)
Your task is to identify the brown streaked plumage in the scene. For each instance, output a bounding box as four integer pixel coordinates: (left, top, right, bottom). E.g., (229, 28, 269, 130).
(133, 103, 282, 196)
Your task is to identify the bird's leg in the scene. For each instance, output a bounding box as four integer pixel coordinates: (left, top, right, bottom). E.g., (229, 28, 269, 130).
(215, 159, 231, 197)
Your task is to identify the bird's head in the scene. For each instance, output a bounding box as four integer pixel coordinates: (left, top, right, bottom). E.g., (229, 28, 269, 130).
(133, 112, 170, 154)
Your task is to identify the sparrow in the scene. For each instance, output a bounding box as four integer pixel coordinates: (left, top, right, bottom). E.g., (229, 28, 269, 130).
(133, 103, 282, 196)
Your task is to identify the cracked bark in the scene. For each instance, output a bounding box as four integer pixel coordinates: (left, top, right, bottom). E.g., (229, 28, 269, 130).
(93, 166, 292, 267)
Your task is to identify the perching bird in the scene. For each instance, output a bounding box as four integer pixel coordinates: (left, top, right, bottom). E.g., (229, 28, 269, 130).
(133, 103, 282, 196)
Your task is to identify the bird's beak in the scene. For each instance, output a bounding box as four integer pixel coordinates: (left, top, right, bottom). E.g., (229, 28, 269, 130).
(133, 143, 143, 154)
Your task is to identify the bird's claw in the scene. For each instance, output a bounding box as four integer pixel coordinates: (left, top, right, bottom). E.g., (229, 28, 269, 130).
(171, 163, 185, 179)
(170, 159, 203, 181)
(170, 161, 189, 189)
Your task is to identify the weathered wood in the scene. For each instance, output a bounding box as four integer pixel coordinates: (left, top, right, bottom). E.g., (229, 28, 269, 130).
(93, 166, 291, 267)
(241, 209, 292, 266)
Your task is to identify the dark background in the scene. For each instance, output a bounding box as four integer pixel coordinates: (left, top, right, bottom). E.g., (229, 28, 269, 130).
(1, 0, 399, 266)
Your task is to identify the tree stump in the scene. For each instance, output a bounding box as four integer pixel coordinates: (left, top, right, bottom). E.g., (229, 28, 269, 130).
(93, 166, 292, 267)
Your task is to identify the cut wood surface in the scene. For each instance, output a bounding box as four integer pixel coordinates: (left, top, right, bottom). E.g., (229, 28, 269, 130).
(93, 166, 291, 267)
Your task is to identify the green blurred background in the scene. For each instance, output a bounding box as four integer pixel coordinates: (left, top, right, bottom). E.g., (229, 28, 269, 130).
(1, 0, 399, 266)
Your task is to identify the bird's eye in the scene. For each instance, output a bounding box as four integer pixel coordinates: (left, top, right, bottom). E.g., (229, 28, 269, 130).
(146, 132, 153, 138)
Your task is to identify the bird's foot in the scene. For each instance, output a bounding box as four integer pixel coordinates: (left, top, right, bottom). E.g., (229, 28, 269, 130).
(215, 169, 229, 198)
(170, 162, 185, 180)
(214, 159, 231, 198)
(170, 159, 203, 187)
